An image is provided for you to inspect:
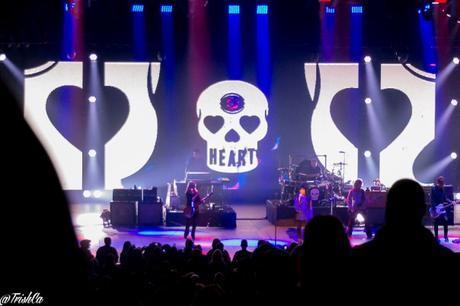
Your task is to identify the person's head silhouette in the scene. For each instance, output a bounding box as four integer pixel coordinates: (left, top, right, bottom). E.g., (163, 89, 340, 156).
(303, 215, 350, 256)
(185, 238, 194, 250)
(241, 239, 248, 250)
(211, 238, 220, 249)
(80, 239, 91, 250)
(104, 237, 111, 247)
(385, 179, 426, 228)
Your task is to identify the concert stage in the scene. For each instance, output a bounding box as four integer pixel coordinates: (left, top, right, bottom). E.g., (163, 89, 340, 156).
(71, 203, 460, 256)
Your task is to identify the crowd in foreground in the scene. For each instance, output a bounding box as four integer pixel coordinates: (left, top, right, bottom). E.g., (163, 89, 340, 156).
(78, 179, 459, 306)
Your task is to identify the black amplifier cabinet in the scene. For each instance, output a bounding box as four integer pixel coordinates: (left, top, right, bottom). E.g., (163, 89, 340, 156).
(113, 189, 142, 202)
(110, 201, 137, 227)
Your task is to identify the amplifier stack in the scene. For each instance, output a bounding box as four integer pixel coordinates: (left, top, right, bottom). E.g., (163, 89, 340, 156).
(110, 188, 163, 227)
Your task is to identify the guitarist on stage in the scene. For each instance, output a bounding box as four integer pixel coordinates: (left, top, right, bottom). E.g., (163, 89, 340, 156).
(184, 182, 201, 240)
(346, 179, 372, 239)
(430, 176, 453, 243)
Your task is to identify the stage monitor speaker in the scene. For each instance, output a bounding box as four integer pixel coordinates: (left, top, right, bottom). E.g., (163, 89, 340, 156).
(113, 189, 142, 202)
(166, 210, 186, 226)
(110, 201, 137, 227)
(138, 202, 163, 226)
(266, 199, 296, 226)
(221, 207, 237, 229)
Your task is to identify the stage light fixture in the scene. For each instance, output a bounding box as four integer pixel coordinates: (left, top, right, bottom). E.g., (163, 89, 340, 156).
(451, 152, 457, 160)
(64, 1, 77, 12)
(88, 149, 97, 157)
(419, 1, 433, 20)
(131, 4, 144, 13)
(365, 97, 372, 104)
(364, 150, 372, 158)
(93, 190, 103, 198)
(451, 99, 458, 106)
(453, 57, 459, 65)
(83, 190, 91, 198)
(356, 213, 365, 223)
(160, 4, 173, 13)
(351, 5, 363, 14)
(0, 53, 6, 61)
(455, 193, 460, 200)
(228, 5, 240, 15)
(256, 5, 268, 15)
(89, 53, 98, 61)
(364, 55, 371, 63)
(325, 6, 335, 14)
(88, 96, 96, 103)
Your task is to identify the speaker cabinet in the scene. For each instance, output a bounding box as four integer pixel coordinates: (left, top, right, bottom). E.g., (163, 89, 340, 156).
(221, 207, 237, 229)
(143, 188, 158, 204)
(138, 202, 163, 226)
(113, 189, 142, 202)
(110, 201, 137, 227)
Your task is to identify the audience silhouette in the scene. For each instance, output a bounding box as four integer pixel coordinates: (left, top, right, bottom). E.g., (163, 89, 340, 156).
(0, 77, 88, 305)
(96, 237, 119, 271)
(353, 179, 453, 256)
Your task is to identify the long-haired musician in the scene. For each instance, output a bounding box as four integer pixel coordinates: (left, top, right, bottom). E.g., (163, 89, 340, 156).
(184, 181, 201, 240)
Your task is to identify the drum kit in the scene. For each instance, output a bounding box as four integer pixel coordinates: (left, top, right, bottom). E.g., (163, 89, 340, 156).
(278, 157, 349, 206)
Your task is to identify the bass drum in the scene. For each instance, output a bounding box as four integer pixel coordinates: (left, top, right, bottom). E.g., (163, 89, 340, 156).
(309, 186, 332, 206)
(309, 187, 321, 201)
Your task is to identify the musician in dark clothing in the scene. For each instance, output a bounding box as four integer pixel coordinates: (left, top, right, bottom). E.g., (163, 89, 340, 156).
(296, 159, 322, 180)
(184, 182, 201, 240)
(430, 176, 453, 242)
(346, 179, 372, 239)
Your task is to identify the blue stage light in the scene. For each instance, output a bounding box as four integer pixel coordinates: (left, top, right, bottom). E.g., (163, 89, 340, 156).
(161, 4, 173, 13)
(419, 1, 433, 19)
(325, 6, 336, 14)
(256, 5, 268, 15)
(131, 4, 144, 13)
(351, 5, 363, 14)
(228, 5, 240, 15)
(64, 1, 76, 12)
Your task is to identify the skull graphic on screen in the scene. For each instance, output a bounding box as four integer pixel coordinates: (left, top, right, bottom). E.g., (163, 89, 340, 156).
(197, 81, 269, 173)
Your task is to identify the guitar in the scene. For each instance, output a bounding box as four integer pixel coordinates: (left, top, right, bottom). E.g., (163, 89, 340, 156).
(429, 200, 459, 219)
(183, 192, 213, 218)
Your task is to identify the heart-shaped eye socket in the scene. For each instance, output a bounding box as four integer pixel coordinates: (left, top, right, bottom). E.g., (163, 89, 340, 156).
(240, 116, 260, 134)
(203, 116, 224, 134)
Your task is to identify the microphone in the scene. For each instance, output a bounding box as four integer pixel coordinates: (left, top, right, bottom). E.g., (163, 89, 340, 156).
(339, 151, 345, 153)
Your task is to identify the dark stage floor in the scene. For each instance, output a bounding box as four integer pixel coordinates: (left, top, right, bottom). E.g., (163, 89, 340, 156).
(71, 203, 460, 256)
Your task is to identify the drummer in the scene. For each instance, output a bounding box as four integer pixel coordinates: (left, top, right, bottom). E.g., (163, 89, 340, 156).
(296, 159, 323, 181)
